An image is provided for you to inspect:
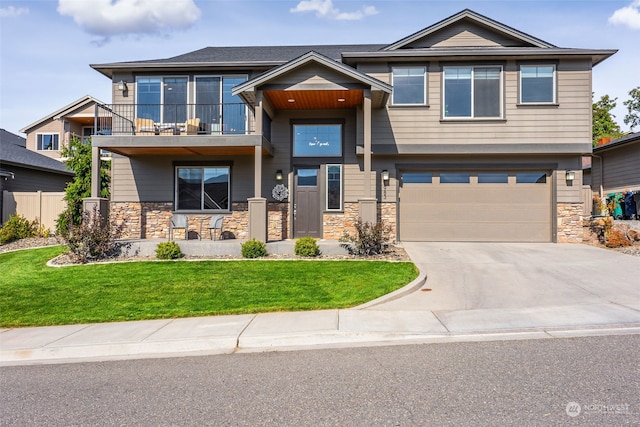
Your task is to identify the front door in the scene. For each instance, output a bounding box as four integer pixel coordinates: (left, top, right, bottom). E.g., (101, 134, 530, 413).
(294, 167, 321, 238)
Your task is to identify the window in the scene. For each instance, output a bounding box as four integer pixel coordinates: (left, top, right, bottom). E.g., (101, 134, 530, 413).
(440, 172, 470, 183)
(402, 172, 432, 184)
(392, 67, 426, 105)
(293, 124, 342, 157)
(326, 164, 342, 210)
(176, 166, 230, 211)
(520, 65, 555, 103)
(478, 172, 508, 183)
(516, 172, 547, 184)
(444, 66, 502, 118)
(37, 134, 59, 151)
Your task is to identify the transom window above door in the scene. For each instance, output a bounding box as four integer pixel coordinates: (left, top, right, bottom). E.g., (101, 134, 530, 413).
(293, 124, 342, 157)
(443, 66, 502, 118)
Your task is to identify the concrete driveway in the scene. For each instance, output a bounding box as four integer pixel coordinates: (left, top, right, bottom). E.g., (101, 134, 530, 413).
(375, 242, 640, 331)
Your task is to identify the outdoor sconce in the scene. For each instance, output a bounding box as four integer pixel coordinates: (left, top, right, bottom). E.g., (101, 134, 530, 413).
(565, 170, 575, 182)
(275, 169, 284, 182)
(117, 80, 127, 91)
(381, 170, 390, 185)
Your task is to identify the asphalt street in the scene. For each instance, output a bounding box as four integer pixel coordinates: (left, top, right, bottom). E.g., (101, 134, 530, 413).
(2, 335, 638, 426)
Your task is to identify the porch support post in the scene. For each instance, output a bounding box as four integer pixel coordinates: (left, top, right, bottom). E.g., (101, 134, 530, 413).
(358, 89, 377, 224)
(91, 146, 100, 198)
(84, 146, 108, 226)
(249, 93, 267, 242)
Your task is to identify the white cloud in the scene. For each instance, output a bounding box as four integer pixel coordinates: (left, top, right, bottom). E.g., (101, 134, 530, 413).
(0, 5, 29, 18)
(57, 0, 201, 43)
(290, 0, 378, 21)
(609, 0, 640, 30)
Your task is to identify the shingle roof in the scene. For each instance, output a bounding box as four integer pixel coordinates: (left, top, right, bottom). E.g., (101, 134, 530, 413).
(0, 129, 73, 175)
(593, 132, 640, 152)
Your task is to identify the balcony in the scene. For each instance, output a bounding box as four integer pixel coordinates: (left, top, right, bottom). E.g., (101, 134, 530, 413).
(92, 103, 273, 157)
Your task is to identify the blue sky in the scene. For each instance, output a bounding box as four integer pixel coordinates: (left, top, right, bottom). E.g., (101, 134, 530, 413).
(1, 0, 639, 136)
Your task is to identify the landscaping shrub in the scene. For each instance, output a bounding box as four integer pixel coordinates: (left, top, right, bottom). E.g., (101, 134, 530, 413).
(241, 239, 267, 258)
(340, 219, 392, 256)
(61, 207, 124, 263)
(155, 241, 183, 259)
(295, 236, 320, 257)
(605, 229, 632, 248)
(0, 214, 48, 244)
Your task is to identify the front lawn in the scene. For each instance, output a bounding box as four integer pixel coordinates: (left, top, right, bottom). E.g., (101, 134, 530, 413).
(0, 246, 418, 327)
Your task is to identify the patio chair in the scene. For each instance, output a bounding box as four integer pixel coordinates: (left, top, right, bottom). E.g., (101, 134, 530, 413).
(206, 214, 225, 240)
(181, 118, 200, 135)
(135, 118, 155, 135)
(169, 214, 189, 240)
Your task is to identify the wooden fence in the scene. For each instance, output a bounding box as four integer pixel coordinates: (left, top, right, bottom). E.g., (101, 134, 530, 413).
(582, 185, 593, 216)
(2, 191, 67, 231)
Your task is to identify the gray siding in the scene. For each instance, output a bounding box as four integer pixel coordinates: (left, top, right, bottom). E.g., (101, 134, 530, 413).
(591, 142, 640, 193)
(363, 59, 592, 150)
(2, 165, 70, 192)
(404, 21, 524, 49)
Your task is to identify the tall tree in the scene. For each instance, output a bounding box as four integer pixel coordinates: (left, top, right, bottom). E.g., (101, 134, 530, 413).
(592, 94, 623, 147)
(623, 86, 640, 131)
(59, 136, 110, 227)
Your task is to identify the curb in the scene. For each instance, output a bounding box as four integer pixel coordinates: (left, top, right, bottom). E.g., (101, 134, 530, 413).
(353, 269, 427, 310)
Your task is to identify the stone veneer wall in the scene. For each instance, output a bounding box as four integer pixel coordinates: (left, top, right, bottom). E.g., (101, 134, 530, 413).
(268, 203, 289, 241)
(557, 203, 585, 243)
(111, 200, 395, 242)
(322, 202, 397, 241)
(110, 201, 249, 240)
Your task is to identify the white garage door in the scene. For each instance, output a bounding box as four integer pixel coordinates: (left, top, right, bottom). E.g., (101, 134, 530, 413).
(399, 171, 552, 242)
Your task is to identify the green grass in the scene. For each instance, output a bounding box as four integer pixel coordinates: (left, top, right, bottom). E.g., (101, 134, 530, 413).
(0, 246, 418, 327)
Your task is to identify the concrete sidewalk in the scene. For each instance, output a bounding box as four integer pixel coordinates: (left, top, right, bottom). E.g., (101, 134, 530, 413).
(2, 242, 640, 366)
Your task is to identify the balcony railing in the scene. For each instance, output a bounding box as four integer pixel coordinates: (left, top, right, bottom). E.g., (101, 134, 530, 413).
(94, 103, 255, 136)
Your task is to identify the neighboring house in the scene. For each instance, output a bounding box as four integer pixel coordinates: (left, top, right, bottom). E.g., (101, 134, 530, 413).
(89, 9, 615, 243)
(0, 129, 73, 225)
(591, 132, 640, 194)
(20, 95, 108, 161)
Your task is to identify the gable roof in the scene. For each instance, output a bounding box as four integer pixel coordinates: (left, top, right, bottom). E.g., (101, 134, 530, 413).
(384, 9, 555, 51)
(0, 129, 73, 175)
(20, 95, 105, 134)
(231, 51, 392, 104)
(593, 132, 640, 153)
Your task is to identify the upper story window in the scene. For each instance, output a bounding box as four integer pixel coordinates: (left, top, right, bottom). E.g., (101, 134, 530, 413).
(293, 124, 342, 157)
(136, 77, 188, 123)
(37, 133, 59, 151)
(392, 67, 426, 105)
(520, 65, 555, 104)
(443, 66, 502, 118)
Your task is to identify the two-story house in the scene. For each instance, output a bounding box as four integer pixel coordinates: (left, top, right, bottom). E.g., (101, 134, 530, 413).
(88, 9, 615, 243)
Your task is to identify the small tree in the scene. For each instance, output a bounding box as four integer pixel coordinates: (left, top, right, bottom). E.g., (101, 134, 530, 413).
(58, 135, 110, 231)
(592, 94, 623, 147)
(623, 86, 640, 131)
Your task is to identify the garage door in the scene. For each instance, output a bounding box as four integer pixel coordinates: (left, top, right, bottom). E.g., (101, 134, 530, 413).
(399, 171, 552, 242)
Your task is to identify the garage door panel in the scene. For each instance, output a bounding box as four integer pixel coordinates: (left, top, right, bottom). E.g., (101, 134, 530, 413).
(399, 171, 551, 242)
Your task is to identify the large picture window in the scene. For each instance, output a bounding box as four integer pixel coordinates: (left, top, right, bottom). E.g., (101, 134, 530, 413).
(293, 124, 342, 157)
(444, 66, 502, 118)
(326, 164, 342, 210)
(176, 166, 230, 211)
(36, 133, 59, 151)
(392, 67, 426, 105)
(520, 65, 555, 103)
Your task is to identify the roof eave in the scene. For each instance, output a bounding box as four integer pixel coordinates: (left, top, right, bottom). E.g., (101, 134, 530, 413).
(90, 61, 285, 78)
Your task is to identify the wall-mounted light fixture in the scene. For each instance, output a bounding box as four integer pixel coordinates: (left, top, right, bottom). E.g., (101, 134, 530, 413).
(275, 169, 284, 182)
(117, 80, 127, 92)
(565, 170, 575, 182)
(381, 170, 390, 185)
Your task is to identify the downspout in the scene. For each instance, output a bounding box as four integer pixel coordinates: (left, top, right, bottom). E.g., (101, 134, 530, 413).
(591, 153, 604, 198)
